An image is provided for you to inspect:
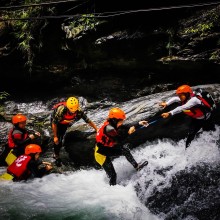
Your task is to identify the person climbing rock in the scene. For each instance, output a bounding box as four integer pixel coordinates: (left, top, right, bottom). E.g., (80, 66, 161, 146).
(95, 107, 148, 186)
(159, 85, 215, 149)
(51, 96, 98, 167)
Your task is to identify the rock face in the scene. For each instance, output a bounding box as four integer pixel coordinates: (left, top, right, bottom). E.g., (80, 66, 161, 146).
(0, 84, 220, 167)
(64, 84, 220, 167)
(1, 3, 220, 97)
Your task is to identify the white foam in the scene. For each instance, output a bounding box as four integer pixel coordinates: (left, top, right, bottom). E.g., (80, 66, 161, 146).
(0, 126, 219, 220)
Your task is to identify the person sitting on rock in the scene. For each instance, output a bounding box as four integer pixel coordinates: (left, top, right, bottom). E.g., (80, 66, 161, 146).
(5, 113, 41, 166)
(1, 144, 52, 181)
(51, 96, 98, 167)
(95, 107, 148, 186)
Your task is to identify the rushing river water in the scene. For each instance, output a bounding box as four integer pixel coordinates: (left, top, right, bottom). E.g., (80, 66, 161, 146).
(0, 85, 220, 220)
(0, 126, 220, 220)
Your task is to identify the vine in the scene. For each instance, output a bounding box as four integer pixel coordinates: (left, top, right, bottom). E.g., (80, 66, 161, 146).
(1, 0, 54, 72)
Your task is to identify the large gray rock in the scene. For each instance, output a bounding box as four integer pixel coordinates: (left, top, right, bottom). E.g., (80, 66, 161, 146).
(64, 84, 220, 167)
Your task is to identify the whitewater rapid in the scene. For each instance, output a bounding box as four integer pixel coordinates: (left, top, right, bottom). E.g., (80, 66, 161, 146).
(0, 126, 219, 220)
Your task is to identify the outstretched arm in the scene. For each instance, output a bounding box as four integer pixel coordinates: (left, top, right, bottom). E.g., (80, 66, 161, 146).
(79, 110, 98, 132)
(88, 121, 98, 132)
(159, 96, 181, 109)
(161, 97, 201, 118)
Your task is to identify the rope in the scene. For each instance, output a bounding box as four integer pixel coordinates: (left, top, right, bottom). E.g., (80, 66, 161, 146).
(0, 0, 84, 10)
(0, 1, 219, 21)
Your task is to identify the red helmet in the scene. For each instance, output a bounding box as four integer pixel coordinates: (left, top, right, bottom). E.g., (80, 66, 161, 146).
(176, 85, 193, 95)
(12, 114, 27, 124)
(108, 108, 126, 120)
(25, 144, 42, 155)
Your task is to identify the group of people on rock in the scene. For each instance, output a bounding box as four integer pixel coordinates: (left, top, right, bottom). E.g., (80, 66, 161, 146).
(0, 85, 216, 185)
(0, 113, 53, 181)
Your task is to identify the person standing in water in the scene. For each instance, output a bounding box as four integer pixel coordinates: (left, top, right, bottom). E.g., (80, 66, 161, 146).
(95, 107, 148, 186)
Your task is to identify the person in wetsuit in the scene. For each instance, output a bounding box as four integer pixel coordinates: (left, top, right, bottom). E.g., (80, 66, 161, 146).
(95, 107, 148, 186)
(51, 97, 98, 166)
(5, 113, 41, 165)
(3, 144, 52, 181)
(160, 85, 215, 149)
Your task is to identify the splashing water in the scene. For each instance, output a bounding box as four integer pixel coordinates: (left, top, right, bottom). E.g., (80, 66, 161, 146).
(0, 126, 219, 220)
(0, 170, 159, 220)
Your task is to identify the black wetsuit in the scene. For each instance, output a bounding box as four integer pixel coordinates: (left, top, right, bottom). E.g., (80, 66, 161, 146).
(97, 121, 141, 185)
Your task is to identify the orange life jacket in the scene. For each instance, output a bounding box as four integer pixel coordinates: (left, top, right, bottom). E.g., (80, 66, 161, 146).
(7, 155, 31, 178)
(182, 94, 211, 119)
(8, 128, 28, 148)
(96, 121, 117, 147)
(52, 102, 77, 124)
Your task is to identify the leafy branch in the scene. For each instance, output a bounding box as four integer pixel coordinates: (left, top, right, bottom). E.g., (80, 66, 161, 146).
(1, 0, 54, 72)
(62, 14, 101, 39)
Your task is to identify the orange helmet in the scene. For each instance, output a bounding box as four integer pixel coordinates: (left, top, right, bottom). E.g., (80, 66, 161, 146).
(12, 114, 27, 124)
(176, 85, 193, 95)
(25, 144, 42, 155)
(66, 97, 79, 112)
(108, 108, 126, 120)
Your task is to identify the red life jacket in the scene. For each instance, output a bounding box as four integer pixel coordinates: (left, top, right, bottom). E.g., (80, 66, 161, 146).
(8, 128, 29, 148)
(52, 102, 77, 124)
(7, 155, 31, 178)
(182, 94, 211, 119)
(96, 121, 117, 147)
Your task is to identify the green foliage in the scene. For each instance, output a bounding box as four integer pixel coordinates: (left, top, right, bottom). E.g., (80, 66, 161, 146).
(1, 0, 53, 72)
(184, 23, 214, 36)
(210, 50, 220, 62)
(66, 14, 99, 39)
(0, 91, 10, 101)
(181, 7, 220, 37)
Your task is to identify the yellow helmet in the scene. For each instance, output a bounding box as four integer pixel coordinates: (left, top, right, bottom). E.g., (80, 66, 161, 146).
(108, 107, 126, 120)
(66, 97, 79, 112)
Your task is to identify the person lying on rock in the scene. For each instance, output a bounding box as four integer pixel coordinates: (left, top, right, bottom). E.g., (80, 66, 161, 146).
(95, 107, 148, 186)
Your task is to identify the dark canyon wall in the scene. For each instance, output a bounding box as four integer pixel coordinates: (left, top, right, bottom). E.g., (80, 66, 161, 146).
(1, 1, 220, 99)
